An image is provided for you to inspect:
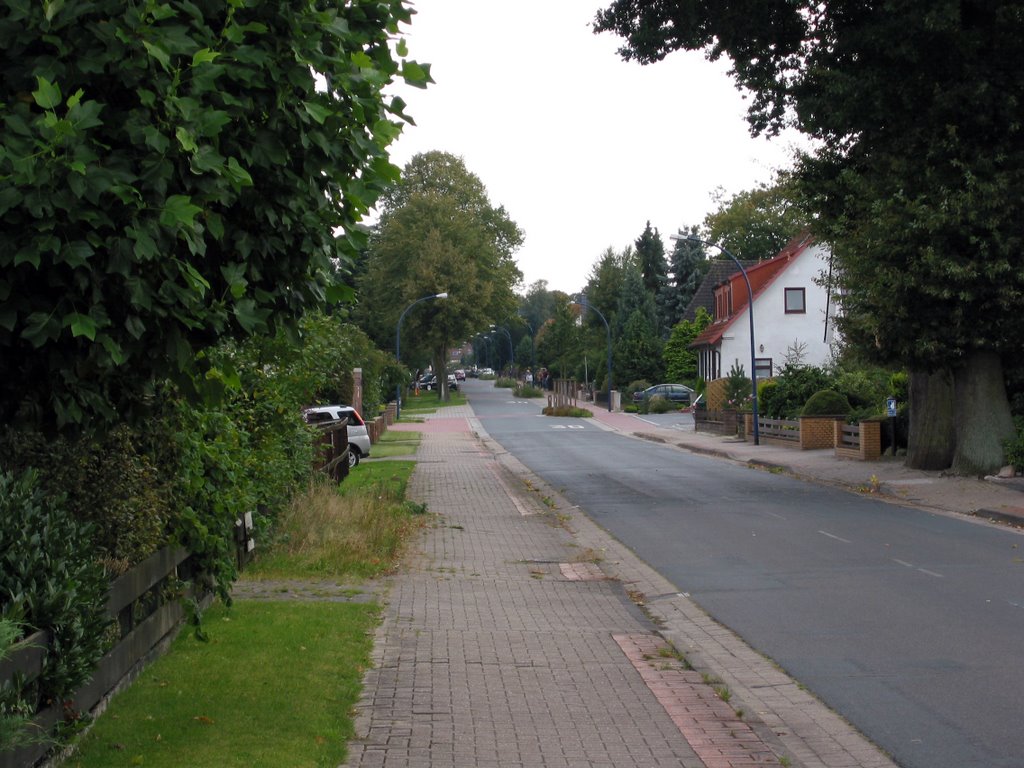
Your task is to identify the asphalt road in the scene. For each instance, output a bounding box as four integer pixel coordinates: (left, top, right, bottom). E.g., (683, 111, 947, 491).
(465, 380, 1024, 768)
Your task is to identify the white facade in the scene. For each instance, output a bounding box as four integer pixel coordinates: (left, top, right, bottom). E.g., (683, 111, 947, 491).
(702, 242, 837, 381)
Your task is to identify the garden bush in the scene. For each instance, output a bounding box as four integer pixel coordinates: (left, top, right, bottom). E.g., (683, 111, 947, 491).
(0, 470, 109, 708)
(761, 364, 834, 418)
(801, 390, 853, 417)
(0, 426, 172, 571)
(1004, 417, 1024, 472)
(514, 383, 544, 398)
(495, 377, 517, 388)
(648, 395, 673, 414)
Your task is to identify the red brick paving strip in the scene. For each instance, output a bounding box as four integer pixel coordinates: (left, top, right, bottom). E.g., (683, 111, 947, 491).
(614, 633, 781, 767)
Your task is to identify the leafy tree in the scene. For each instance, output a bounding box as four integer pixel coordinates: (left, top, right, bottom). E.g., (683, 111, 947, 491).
(660, 225, 708, 329)
(358, 152, 523, 398)
(595, 0, 1023, 474)
(663, 307, 711, 384)
(701, 181, 807, 262)
(535, 298, 581, 378)
(615, 309, 663, 383)
(0, 1, 428, 431)
(635, 221, 667, 320)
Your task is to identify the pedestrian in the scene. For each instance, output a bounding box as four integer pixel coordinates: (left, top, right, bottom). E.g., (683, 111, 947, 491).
(525, 369, 533, 386)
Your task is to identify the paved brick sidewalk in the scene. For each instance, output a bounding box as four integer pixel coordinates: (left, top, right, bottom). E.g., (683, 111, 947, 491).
(344, 404, 898, 768)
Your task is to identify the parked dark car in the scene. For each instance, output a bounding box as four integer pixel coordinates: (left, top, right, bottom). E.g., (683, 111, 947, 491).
(632, 383, 694, 404)
(417, 373, 437, 390)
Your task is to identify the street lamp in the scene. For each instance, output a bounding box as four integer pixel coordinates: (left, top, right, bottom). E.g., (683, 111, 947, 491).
(489, 324, 514, 372)
(572, 295, 612, 412)
(672, 233, 759, 445)
(395, 292, 448, 420)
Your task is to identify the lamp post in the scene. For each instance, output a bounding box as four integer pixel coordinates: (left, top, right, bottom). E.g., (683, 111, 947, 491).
(395, 292, 448, 420)
(489, 324, 514, 373)
(672, 233, 759, 445)
(572, 295, 612, 412)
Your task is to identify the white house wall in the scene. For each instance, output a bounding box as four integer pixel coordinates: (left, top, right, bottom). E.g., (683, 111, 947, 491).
(718, 243, 835, 378)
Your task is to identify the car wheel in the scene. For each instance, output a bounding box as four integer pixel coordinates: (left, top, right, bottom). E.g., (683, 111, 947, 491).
(348, 446, 360, 468)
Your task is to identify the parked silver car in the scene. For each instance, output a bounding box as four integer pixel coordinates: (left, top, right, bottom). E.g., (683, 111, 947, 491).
(301, 405, 371, 467)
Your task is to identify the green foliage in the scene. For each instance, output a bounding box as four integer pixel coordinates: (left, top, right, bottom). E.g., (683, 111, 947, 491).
(723, 361, 752, 410)
(1004, 418, 1024, 472)
(700, 180, 807, 262)
(0, 426, 172, 567)
(626, 380, 652, 399)
(0, 1, 426, 430)
(514, 384, 544, 398)
(615, 310, 663, 384)
(661, 225, 709, 329)
(0, 470, 110, 705)
(495, 377, 517, 388)
(648, 396, 673, 414)
(542, 406, 593, 418)
(1, 618, 44, 751)
(802, 390, 852, 417)
(760, 364, 834, 418)
(663, 307, 711, 384)
(536, 297, 581, 378)
(357, 152, 523, 388)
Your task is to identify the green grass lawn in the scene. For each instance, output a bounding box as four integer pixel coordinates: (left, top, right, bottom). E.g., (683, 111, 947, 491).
(398, 388, 466, 415)
(371, 430, 421, 458)
(66, 458, 423, 767)
(66, 600, 377, 768)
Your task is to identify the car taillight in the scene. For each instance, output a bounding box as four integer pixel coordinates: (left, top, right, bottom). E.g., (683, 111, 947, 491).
(350, 410, 365, 425)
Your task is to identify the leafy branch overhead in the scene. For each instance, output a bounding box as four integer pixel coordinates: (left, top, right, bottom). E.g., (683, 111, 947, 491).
(0, 0, 431, 429)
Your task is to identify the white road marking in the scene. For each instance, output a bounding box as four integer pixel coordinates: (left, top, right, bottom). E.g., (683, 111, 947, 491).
(917, 568, 944, 578)
(892, 559, 914, 568)
(818, 530, 852, 544)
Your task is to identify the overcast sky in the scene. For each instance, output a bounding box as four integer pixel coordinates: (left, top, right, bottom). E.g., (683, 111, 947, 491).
(382, 0, 805, 295)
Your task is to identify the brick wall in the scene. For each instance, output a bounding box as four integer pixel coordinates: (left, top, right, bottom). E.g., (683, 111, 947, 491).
(799, 416, 843, 450)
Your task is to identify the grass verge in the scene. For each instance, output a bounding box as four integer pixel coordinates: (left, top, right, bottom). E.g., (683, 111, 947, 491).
(245, 462, 419, 580)
(370, 430, 421, 458)
(399, 389, 466, 415)
(65, 600, 377, 768)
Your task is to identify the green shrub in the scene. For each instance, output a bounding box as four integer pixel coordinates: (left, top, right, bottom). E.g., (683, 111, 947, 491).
(801, 389, 852, 417)
(762, 364, 834, 418)
(1005, 417, 1024, 472)
(723, 362, 752, 409)
(514, 384, 544, 398)
(495, 377, 517, 388)
(542, 406, 593, 417)
(648, 395, 673, 414)
(626, 380, 651, 400)
(0, 426, 172, 569)
(0, 470, 110, 707)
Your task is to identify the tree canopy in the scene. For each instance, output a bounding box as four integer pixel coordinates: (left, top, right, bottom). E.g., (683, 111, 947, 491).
(0, 0, 429, 430)
(357, 152, 523, 388)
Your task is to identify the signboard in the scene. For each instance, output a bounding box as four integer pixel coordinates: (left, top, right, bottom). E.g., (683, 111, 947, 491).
(886, 397, 898, 417)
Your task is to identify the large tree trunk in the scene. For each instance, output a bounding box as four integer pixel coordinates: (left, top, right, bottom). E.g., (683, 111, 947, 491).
(906, 369, 955, 470)
(951, 351, 1016, 476)
(434, 350, 449, 402)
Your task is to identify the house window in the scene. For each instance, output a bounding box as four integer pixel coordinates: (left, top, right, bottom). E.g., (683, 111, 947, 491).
(755, 357, 773, 379)
(784, 287, 806, 314)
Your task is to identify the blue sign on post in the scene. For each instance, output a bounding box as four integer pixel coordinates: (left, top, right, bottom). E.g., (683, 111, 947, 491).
(886, 397, 898, 417)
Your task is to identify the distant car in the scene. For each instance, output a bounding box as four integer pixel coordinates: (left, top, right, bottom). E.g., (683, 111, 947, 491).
(632, 383, 694, 404)
(448, 374, 459, 390)
(302, 405, 371, 467)
(480, 367, 495, 377)
(454, 369, 466, 381)
(417, 373, 437, 390)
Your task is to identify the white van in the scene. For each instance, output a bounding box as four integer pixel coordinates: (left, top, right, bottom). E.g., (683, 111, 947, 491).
(301, 405, 371, 467)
